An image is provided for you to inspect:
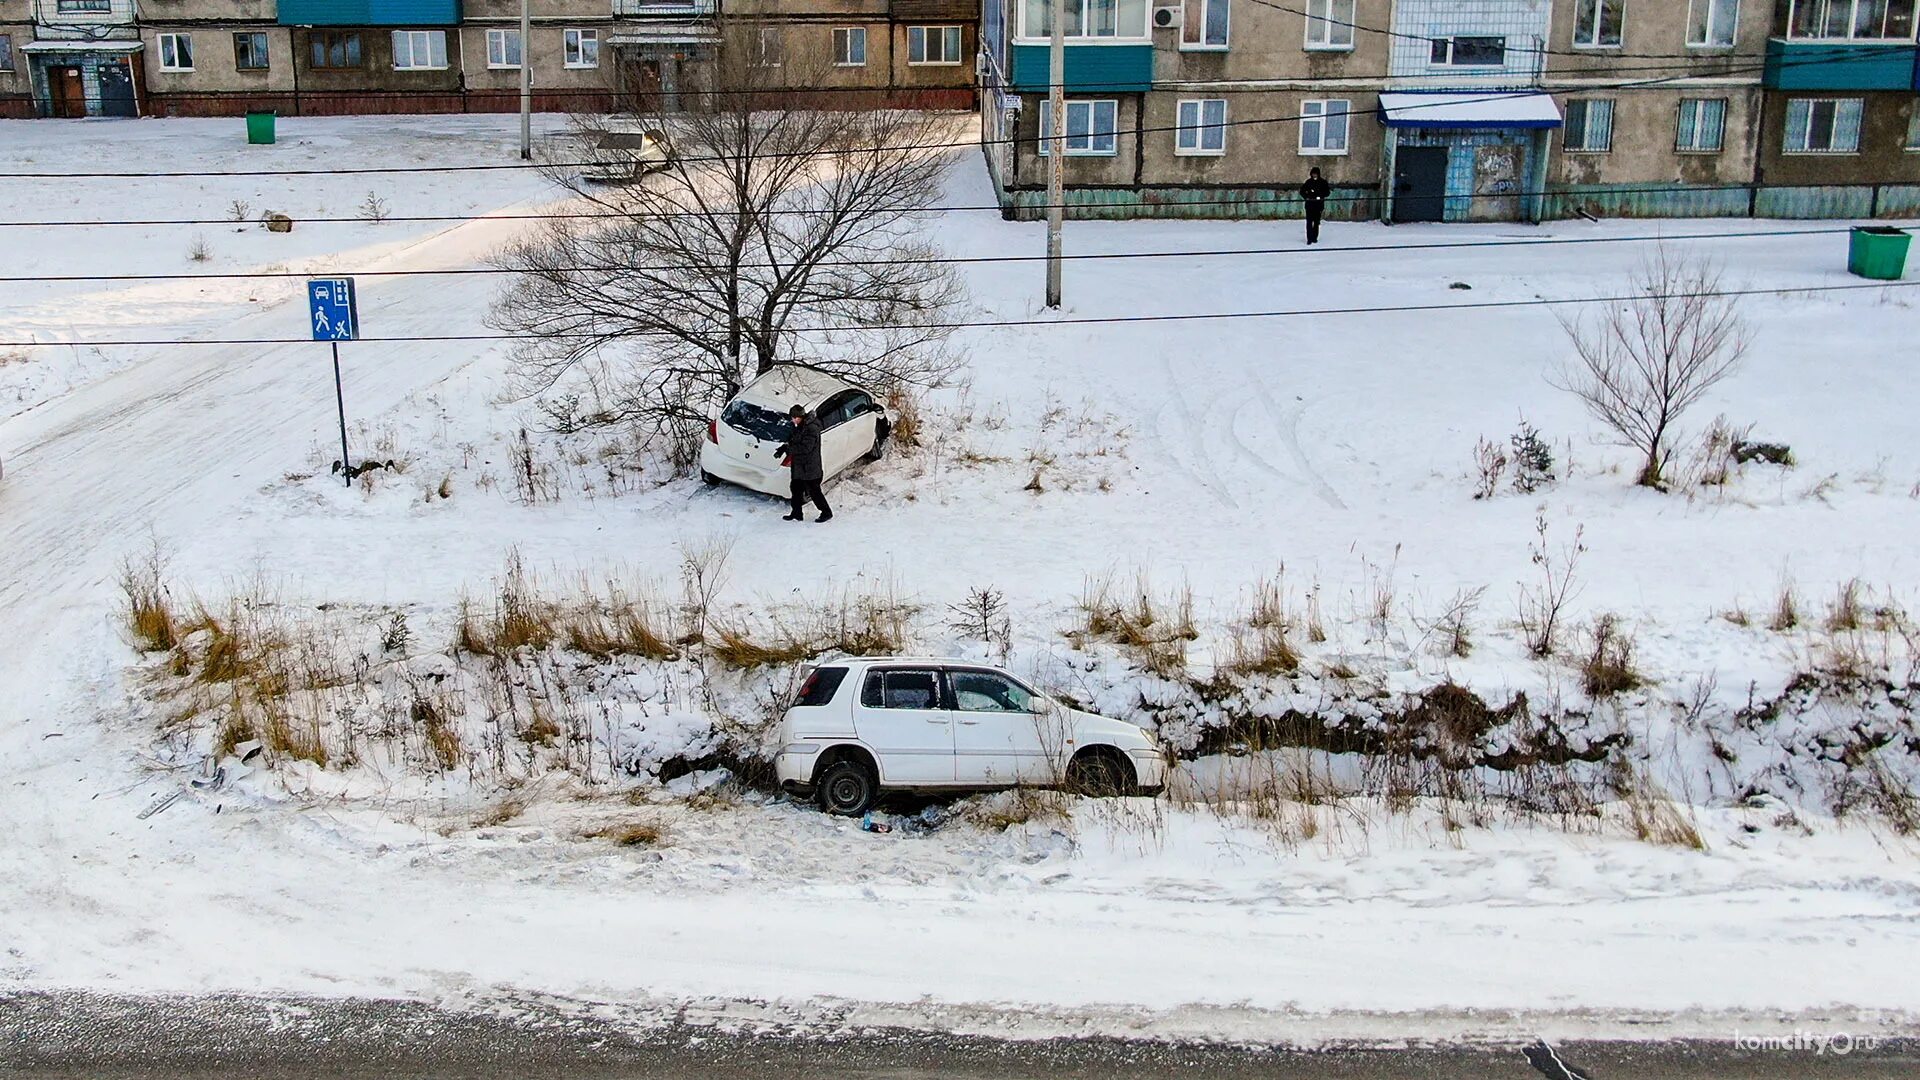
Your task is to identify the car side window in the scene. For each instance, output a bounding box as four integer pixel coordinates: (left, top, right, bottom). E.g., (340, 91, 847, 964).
(948, 671, 1034, 713)
(860, 668, 943, 710)
(817, 390, 859, 429)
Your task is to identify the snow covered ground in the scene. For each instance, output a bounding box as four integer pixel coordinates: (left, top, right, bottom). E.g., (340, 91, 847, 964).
(2, 115, 1919, 1045)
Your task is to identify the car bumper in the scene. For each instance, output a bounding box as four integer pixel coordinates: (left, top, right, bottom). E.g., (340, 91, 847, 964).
(1128, 747, 1170, 793)
(776, 747, 824, 793)
(700, 444, 789, 497)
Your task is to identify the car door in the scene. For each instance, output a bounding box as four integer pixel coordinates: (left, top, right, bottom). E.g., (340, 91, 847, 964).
(948, 669, 1055, 785)
(813, 390, 866, 480)
(850, 667, 955, 785)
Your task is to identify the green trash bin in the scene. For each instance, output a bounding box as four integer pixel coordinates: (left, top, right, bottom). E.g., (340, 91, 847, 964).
(245, 110, 277, 146)
(1847, 226, 1911, 281)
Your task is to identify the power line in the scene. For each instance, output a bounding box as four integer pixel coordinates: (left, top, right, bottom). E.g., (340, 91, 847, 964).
(4, 279, 1911, 349)
(0, 54, 1808, 180)
(0, 226, 1861, 285)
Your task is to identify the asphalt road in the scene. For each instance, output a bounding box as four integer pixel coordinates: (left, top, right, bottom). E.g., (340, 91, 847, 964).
(3, 993, 1916, 1079)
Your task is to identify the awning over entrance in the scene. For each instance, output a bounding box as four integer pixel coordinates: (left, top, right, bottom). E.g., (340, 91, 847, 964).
(21, 41, 145, 54)
(1378, 91, 1561, 129)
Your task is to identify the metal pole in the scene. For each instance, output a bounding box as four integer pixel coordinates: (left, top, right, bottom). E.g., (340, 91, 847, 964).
(1044, 0, 1065, 308)
(332, 341, 352, 487)
(519, 0, 533, 160)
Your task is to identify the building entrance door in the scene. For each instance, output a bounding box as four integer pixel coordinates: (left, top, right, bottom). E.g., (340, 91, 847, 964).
(1392, 146, 1449, 223)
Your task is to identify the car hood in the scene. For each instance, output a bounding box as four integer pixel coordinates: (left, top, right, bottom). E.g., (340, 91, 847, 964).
(1061, 706, 1156, 747)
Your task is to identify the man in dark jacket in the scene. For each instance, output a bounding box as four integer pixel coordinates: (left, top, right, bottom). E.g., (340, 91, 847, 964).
(776, 404, 832, 523)
(1299, 167, 1331, 245)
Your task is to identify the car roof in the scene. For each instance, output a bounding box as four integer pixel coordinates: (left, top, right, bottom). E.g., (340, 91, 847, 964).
(735, 365, 862, 411)
(818, 657, 1008, 669)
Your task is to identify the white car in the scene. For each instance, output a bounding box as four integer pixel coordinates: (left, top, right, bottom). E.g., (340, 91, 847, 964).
(700, 365, 890, 498)
(775, 657, 1168, 815)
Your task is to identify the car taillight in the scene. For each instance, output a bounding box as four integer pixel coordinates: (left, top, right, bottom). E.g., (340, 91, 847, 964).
(797, 671, 819, 701)
(781, 455, 792, 467)
(707, 419, 718, 444)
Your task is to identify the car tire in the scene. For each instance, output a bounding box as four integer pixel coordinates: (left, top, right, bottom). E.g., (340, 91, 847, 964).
(700, 470, 721, 486)
(816, 759, 878, 816)
(863, 420, 890, 463)
(1066, 750, 1136, 798)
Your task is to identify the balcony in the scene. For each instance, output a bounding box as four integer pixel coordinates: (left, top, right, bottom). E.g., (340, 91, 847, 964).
(276, 0, 461, 27)
(32, 0, 137, 29)
(1764, 38, 1920, 91)
(1008, 44, 1152, 93)
(612, 0, 715, 16)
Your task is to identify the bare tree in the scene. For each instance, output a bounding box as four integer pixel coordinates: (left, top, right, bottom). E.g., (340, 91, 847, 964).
(489, 21, 965, 455)
(1552, 247, 1749, 489)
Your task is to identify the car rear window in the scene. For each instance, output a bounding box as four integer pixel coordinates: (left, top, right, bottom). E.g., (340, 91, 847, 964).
(795, 666, 848, 707)
(722, 399, 791, 442)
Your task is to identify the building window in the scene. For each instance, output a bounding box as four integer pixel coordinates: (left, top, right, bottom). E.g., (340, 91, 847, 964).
(55, 0, 112, 12)
(1676, 98, 1727, 152)
(908, 25, 963, 64)
(311, 31, 362, 69)
(1908, 100, 1920, 149)
(0, 35, 14, 74)
(232, 32, 269, 71)
(1175, 98, 1226, 154)
(1181, 0, 1228, 49)
(753, 27, 782, 66)
(1785, 1, 1915, 39)
(391, 30, 447, 70)
(1687, 0, 1739, 46)
(486, 28, 522, 68)
(1572, 0, 1625, 47)
(1564, 99, 1615, 152)
(157, 33, 194, 72)
(1784, 97, 1864, 153)
(1020, 0, 1151, 40)
(1299, 98, 1349, 154)
(832, 27, 867, 66)
(564, 28, 599, 68)
(1429, 36, 1505, 66)
(1304, 0, 1355, 49)
(1038, 99, 1119, 156)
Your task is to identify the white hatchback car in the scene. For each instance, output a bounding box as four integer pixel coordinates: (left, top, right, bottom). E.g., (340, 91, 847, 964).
(775, 657, 1167, 815)
(699, 365, 890, 498)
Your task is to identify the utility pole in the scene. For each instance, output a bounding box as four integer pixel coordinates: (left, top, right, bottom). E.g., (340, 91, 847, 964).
(519, 0, 533, 160)
(1044, 0, 1064, 308)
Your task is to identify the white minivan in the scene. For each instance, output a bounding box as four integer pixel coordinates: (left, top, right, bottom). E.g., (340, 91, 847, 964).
(700, 366, 890, 498)
(775, 657, 1167, 815)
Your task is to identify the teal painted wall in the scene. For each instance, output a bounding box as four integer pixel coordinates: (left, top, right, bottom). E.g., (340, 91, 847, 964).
(1763, 40, 1920, 91)
(279, 0, 461, 26)
(1002, 185, 1382, 221)
(1009, 44, 1152, 93)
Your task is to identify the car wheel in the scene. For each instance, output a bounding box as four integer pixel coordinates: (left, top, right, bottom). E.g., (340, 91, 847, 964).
(700, 470, 721, 486)
(816, 759, 878, 816)
(1066, 750, 1135, 798)
(863, 420, 890, 463)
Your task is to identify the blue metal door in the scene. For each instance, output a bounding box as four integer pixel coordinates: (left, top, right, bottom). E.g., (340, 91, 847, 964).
(1393, 146, 1449, 223)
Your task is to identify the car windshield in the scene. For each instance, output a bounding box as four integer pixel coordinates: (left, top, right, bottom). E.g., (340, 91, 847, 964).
(722, 399, 792, 442)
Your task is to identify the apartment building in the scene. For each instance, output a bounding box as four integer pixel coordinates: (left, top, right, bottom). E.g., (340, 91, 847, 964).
(982, 0, 1920, 221)
(3, 0, 976, 117)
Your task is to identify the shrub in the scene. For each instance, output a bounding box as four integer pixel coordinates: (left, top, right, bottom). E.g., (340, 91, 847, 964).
(119, 549, 179, 653)
(1579, 614, 1643, 697)
(1509, 420, 1555, 494)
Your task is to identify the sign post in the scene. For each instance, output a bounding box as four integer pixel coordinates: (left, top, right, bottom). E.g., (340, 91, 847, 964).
(307, 277, 358, 487)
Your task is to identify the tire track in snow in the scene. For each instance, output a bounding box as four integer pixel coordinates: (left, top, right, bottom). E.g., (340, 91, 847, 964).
(1150, 353, 1238, 510)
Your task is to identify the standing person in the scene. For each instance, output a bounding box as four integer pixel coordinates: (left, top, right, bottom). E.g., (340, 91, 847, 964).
(777, 404, 832, 523)
(1299, 167, 1331, 245)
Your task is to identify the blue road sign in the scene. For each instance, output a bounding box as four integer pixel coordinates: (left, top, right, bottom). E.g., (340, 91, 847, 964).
(308, 277, 358, 342)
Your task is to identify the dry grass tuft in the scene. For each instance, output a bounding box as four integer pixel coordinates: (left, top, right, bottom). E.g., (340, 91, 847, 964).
(1769, 580, 1800, 632)
(1223, 621, 1299, 678)
(1618, 767, 1705, 849)
(1826, 578, 1865, 633)
(412, 692, 462, 771)
(585, 821, 665, 847)
(1579, 614, 1643, 697)
(563, 582, 679, 661)
(708, 625, 815, 669)
(455, 553, 556, 655)
(119, 549, 180, 653)
(1076, 573, 1196, 678)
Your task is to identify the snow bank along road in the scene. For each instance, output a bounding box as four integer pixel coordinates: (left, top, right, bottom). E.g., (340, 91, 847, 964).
(3, 117, 1920, 1043)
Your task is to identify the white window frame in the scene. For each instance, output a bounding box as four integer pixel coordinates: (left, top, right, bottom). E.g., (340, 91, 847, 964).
(1572, 0, 1625, 49)
(1017, 0, 1151, 42)
(1564, 98, 1615, 153)
(390, 30, 447, 71)
(1298, 98, 1350, 155)
(1038, 99, 1120, 157)
(1175, 98, 1227, 155)
(1303, 0, 1355, 50)
(1675, 97, 1728, 153)
(1686, 0, 1740, 47)
(832, 26, 867, 66)
(486, 28, 522, 69)
(1784, 0, 1917, 40)
(1908, 100, 1920, 150)
(1429, 36, 1506, 67)
(157, 32, 194, 73)
(563, 28, 599, 69)
(0, 34, 16, 75)
(1180, 0, 1229, 50)
(754, 26, 782, 67)
(908, 25, 963, 65)
(1784, 97, 1864, 154)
